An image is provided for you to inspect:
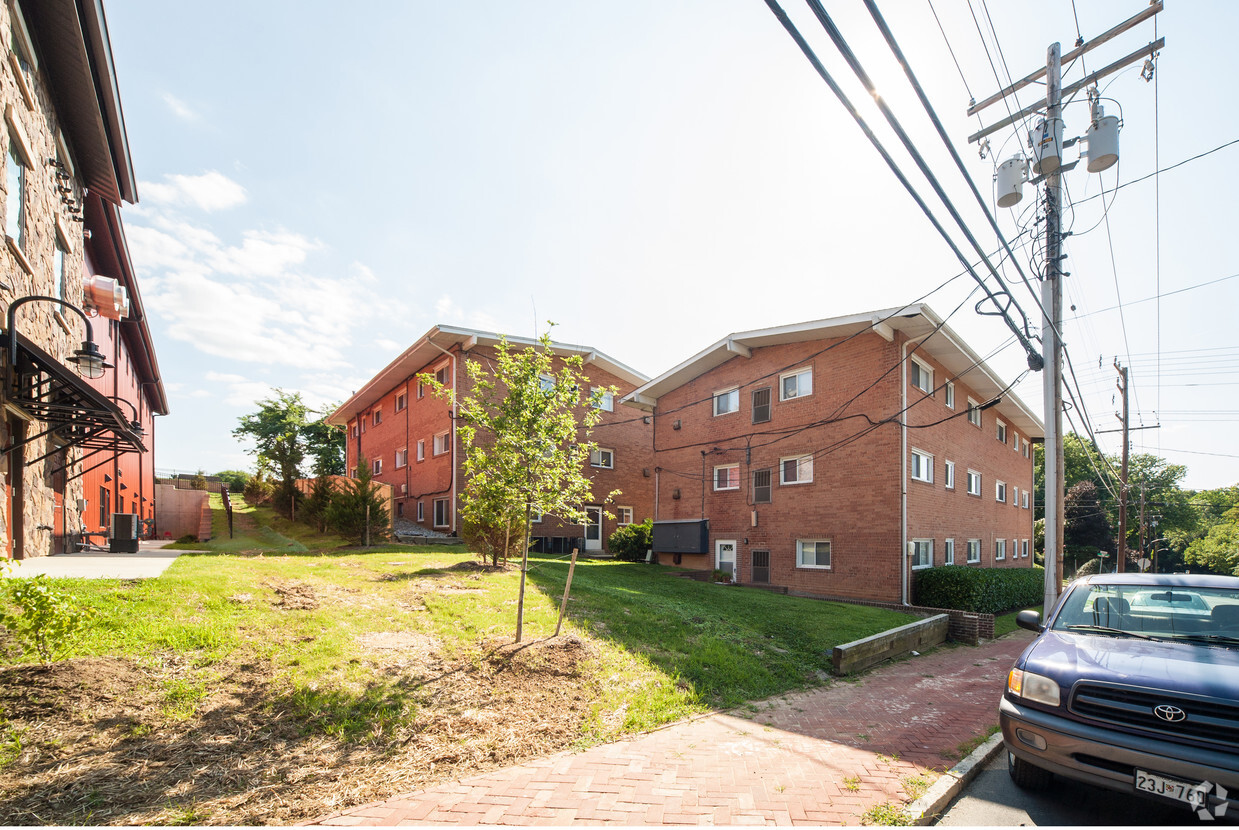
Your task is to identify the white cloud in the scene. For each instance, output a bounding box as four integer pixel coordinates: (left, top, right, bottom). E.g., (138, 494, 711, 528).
(162, 92, 199, 122)
(374, 338, 401, 353)
(140, 171, 247, 212)
(434, 294, 501, 332)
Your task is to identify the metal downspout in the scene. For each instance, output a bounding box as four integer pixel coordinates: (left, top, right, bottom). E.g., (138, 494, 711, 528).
(901, 337, 909, 605)
(428, 339, 458, 535)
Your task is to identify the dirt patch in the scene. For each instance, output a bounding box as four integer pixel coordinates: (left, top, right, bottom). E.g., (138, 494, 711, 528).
(0, 635, 598, 825)
(264, 579, 318, 610)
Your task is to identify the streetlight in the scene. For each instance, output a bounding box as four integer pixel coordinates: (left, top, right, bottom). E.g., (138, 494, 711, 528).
(7, 296, 107, 379)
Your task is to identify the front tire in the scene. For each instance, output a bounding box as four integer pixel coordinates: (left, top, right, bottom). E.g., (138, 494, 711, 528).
(1008, 751, 1053, 790)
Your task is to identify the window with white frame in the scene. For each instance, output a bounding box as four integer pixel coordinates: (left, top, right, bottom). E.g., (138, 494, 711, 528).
(1012, 432, 1021, 452)
(967, 539, 981, 563)
(944, 381, 955, 409)
(966, 469, 981, 496)
(417, 381, 425, 399)
(433, 498, 450, 528)
(617, 506, 634, 525)
(592, 387, 614, 411)
(10, 8, 36, 107)
(373, 410, 382, 426)
(995, 539, 1007, 561)
(796, 539, 831, 569)
(944, 460, 956, 490)
(910, 449, 933, 483)
(435, 365, 450, 386)
(395, 392, 407, 412)
(910, 357, 933, 394)
(1013, 485, 1020, 506)
(6, 135, 27, 252)
(529, 505, 543, 523)
(1022, 539, 1030, 558)
(433, 431, 450, 456)
(54, 235, 68, 300)
(395, 448, 408, 468)
(780, 454, 813, 485)
(538, 373, 554, 394)
(944, 538, 955, 565)
(590, 447, 615, 469)
(996, 419, 1007, 444)
(417, 439, 425, 461)
(996, 480, 1007, 503)
(417, 501, 424, 522)
(911, 539, 933, 569)
(780, 367, 813, 401)
(1022, 490, 1030, 509)
(967, 398, 981, 427)
(713, 387, 739, 416)
(1023, 439, 1031, 459)
(372, 457, 383, 475)
(713, 464, 739, 491)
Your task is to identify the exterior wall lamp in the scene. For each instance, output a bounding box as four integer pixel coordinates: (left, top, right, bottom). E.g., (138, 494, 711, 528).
(106, 395, 145, 438)
(7, 295, 107, 379)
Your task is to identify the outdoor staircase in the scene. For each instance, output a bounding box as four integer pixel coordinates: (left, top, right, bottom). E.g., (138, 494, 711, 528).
(197, 497, 212, 542)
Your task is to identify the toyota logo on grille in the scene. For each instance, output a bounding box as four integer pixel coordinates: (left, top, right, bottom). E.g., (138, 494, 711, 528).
(1153, 704, 1187, 723)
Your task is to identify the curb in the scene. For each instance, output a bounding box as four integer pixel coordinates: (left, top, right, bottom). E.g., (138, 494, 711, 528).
(905, 731, 1006, 825)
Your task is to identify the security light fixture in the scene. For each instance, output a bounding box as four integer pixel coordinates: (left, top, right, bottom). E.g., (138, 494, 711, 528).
(106, 395, 145, 439)
(7, 295, 107, 379)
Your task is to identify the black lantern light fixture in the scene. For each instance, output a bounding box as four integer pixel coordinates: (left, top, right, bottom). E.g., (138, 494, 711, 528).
(7, 295, 106, 379)
(106, 395, 145, 439)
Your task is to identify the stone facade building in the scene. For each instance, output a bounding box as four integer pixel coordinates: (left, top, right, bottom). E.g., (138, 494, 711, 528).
(621, 305, 1041, 604)
(329, 326, 653, 554)
(1, 0, 165, 559)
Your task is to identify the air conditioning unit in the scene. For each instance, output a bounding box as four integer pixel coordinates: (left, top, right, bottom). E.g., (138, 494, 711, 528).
(110, 513, 139, 553)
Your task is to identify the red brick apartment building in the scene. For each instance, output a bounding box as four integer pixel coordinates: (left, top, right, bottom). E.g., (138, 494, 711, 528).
(329, 326, 653, 553)
(620, 305, 1041, 604)
(2, 0, 165, 559)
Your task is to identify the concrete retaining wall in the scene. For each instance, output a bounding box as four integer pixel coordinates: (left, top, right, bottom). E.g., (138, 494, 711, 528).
(155, 484, 209, 540)
(832, 613, 949, 675)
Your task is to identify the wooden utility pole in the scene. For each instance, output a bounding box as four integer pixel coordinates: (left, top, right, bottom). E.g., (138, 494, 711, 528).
(1116, 362, 1129, 573)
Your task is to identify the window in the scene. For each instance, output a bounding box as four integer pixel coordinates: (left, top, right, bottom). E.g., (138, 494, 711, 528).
(6, 138, 26, 251)
(373, 410, 382, 426)
(592, 387, 614, 411)
(911, 539, 932, 569)
(397, 501, 404, 518)
(944, 381, 955, 409)
(995, 539, 1007, 561)
(1023, 439, 1031, 459)
(616, 507, 634, 525)
(54, 236, 68, 300)
(417, 382, 425, 399)
(713, 387, 739, 416)
(417, 501, 424, 522)
(10, 11, 36, 108)
(780, 368, 812, 401)
(529, 505, 543, 523)
(967, 398, 981, 427)
(1012, 485, 1020, 506)
(752, 468, 772, 504)
(538, 373, 554, 394)
(433, 431, 450, 455)
(395, 448, 408, 468)
(99, 486, 108, 527)
(967, 539, 981, 564)
(910, 449, 933, 483)
(590, 448, 615, 469)
(781, 454, 813, 485)
(996, 420, 1007, 445)
(416, 439, 425, 462)
(944, 460, 955, 490)
(796, 539, 831, 569)
(910, 357, 933, 395)
(944, 538, 955, 565)
(713, 464, 739, 491)
(351, 423, 359, 438)
(435, 365, 450, 386)
(373, 457, 382, 475)
(751, 387, 771, 424)
(395, 392, 407, 412)
(996, 480, 1007, 503)
(966, 469, 981, 496)
(1012, 432, 1021, 452)
(433, 498, 450, 528)
(1022, 490, 1030, 509)
(1022, 539, 1030, 559)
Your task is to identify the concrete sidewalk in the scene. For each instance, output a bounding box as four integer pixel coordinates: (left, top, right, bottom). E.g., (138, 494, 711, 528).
(1, 540, 197, 580)
(308, 631, 1033, 826)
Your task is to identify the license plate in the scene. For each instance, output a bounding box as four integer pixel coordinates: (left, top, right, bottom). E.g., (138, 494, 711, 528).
(1135, 769, 1208, 808)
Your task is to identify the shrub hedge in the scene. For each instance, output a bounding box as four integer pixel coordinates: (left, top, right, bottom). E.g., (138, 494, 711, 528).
(608, 518, 653, 562)
(914, 565, 1044, 614)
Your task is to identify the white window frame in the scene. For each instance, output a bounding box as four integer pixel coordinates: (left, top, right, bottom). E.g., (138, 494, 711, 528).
(996, 419, 1007, 445)
(592, 387, 614, 412)
(416, 439, 425, 462)
(967, 398, 981, 427)
(780, 454, 813, 485)
(967, 539, 981, 564)
(996, 480, 1007, 503)
(1013, 432, 1021, 452)
(538, 373, 554, 394)
(944, 381, 955, 410)
(796, 539, 832, 570)
(433, 498, 450, 528)
(1022, 490, 1030, 509)
(995, 539, 1007, 561)
(617, 506, 634, 525)
(779, 367, 813, 401)
(713, 387, 739, 416)
(433, 431, 450, 456)
(54, 232, 68, 300)
(1022, 539, 1030, 559)
(373, 409, 382, 426)
(590, 447, 615, 469)
(713, 463, 739, 491)
(395, 448, 408, 469)
(944, 459, 955, 490)
(910, 356, 933, 395)
(417, 501, 424, 522)
(1012, 485, 1020, 506)
(910, 448, 933, 484)
(944, 538, 955, 565)
(372, 457, 383, 475)
(966, 469, 981, 496)
(1023, 439, 1031, 459)
(911, 539, 933, 570)
(395, 392, 407, 412)
(6, 129, 29, 254)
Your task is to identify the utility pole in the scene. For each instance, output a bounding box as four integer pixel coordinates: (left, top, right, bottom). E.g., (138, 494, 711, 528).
(1139, 485, 1147, 571)
(967, 5, 1163, 608)
(1116, 361, 1129, 573)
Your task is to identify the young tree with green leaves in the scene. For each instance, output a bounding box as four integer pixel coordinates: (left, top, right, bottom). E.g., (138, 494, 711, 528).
(324, 455, 389, 545)
(420, 329, 618, 642)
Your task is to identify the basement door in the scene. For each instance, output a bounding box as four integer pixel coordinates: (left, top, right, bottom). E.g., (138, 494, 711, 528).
(716, 539, 737, 580)
(584, 506, 603, 551)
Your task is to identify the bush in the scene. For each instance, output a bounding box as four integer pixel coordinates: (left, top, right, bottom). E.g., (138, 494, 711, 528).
(608, 519, 652, 562)
(914, 565, 1044, 614)
(176, 534, 198, 544)
(1074, 557, 1102, 578)
(461, 515, 526, 566)
(0, 575, 92, 662)
(243, 473, 273, 506)
(324, 456, 389, 545)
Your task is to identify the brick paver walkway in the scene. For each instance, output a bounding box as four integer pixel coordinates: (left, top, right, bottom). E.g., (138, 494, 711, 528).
(308, 632, 1032, 826)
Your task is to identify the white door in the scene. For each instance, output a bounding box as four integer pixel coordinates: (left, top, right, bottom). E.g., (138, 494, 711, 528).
(716, 539, 736, 579)
(584, 506, 603, 551)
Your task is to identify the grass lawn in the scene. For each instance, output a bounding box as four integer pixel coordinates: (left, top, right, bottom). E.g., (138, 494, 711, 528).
(994, 603, 1045, 638)
(0, 501, 917, 825)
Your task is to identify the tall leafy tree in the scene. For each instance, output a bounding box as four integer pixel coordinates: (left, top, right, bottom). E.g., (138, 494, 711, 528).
(233, 389, 309, 516)
(421, 329, 617, 642)
(1063, 480, 1114, 575)
(302, 407, 346, 476)
(1184, 505, 1239, 576)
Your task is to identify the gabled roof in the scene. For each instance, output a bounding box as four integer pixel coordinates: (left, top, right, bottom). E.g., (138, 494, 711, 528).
(328, 326, 648, 426)
(620, 304, 1044, 439)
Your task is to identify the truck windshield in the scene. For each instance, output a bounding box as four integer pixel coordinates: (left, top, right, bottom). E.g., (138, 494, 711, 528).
(1052, 584, 1239, 643)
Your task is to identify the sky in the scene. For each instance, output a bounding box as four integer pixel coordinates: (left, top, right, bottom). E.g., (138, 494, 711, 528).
(103, 1, 1239, 491)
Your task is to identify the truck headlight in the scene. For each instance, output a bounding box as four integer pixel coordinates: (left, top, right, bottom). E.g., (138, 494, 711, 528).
(1008, 667, 1061, 706)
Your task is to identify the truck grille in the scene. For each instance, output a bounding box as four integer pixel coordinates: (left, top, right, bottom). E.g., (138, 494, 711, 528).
(1069, 681, 1239, 750)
